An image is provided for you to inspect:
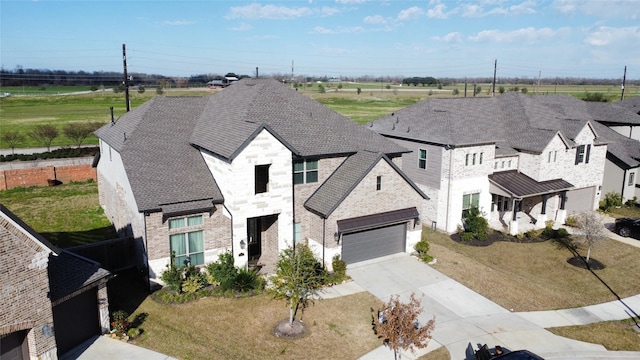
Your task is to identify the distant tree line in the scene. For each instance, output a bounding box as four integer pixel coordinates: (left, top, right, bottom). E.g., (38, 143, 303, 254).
(2, 66, 636, 88)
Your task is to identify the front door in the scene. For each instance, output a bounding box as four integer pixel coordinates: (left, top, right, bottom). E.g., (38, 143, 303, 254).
(247, 217, 262, 262)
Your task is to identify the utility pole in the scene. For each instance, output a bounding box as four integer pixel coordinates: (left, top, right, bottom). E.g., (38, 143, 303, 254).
(621, 65, 627, 101)
(464, 77, 467, 97)
(122, 44, 130, 112)
(536, 70, 541, 94)
(291, 60, 294, 89)
(492, 59, 497, 97)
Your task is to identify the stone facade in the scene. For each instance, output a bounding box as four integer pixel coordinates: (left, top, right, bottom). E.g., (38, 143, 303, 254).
(1, 212, 57, 360)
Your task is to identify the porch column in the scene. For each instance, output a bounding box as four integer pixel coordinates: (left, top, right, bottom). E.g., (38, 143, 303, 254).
(556, 191, 567, 225)
(537, 195, 548, 227)
(509, 198, 519, 236)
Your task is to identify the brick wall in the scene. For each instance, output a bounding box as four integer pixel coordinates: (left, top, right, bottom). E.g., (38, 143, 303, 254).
(0, 163, 97, 190)
(0, 214, 58, 358)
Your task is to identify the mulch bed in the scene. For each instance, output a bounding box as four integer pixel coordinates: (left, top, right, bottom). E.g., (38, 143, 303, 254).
(450, 230, 549, 247)
(273, 319, 307, 339)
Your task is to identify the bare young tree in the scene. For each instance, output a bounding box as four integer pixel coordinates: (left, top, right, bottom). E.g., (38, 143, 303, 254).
(1, 131, 25, 155)
(63, 122, 102, 148)
(373, 293, 435, 360)
(575, 211, 608, 262)
(29, 124, 59, 152)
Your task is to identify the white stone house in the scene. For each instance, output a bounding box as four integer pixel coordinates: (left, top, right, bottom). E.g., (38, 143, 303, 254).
(94, 79, 427, 282)
(369, 93, 607, 235)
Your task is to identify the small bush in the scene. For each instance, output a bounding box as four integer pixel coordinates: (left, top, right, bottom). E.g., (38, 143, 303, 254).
(160, 253, 183, 292)
(181, 274, 205, 294)
(556, 227, 569, 239)
(463, 207, 488, 241)
(332, 254, 347, 278)
(414, 238, 433, 263)
(111, 310, 130, 334)
(127, 327, 141, 339)
(565, 216, 578, 227)
(461, 232, 475, 241)
(600, 192, 623, 212)
(233, 269, 261, 292)
(206, 252, 238, 291)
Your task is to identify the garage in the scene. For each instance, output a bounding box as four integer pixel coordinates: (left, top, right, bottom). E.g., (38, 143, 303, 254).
(341, 223, 407, 264)
(565, 186, 596, 214)
(1, 330, 29, 360)
(52, 288, 100, 356)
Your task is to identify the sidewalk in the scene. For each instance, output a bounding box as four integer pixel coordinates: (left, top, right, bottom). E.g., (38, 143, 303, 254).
(319, 255, 640, 360)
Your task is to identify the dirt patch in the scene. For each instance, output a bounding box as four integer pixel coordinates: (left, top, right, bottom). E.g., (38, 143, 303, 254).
(273, 319, 307, 339)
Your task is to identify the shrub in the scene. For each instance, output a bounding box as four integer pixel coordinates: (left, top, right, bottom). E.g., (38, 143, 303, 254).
(127, 327, 141, 339)
(111, 310, 130, 335)
(600, 192, 622, 212)
(330, 254, 347, 283)
(463, 207, 488, 241)
(414, 238, 433, 263)
(160, 252, 183, 292)
(233, 269, 261, 292)
(461, 232, 475, 241)
(181, 274, 205, 294)
(556, 227, 569, 239)
(565, 216, 578, 227)
(206, 252, 238, 291)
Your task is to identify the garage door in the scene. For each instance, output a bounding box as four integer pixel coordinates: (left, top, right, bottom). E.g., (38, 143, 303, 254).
(342, 223, 406, 264)
(565, 186, 595, 214)
(52, 289, 100, 356)
(1, 330, 29, 360)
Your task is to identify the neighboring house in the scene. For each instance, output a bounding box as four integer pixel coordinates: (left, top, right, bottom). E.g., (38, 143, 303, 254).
(585, 101, 640, 203)
(0, 204, 111, 359)
(369, 93, 606, 235)
(588, 98, 640, 141)
(94, 78, 427, 283)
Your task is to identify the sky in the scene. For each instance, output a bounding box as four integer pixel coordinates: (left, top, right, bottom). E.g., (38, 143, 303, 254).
(1, 0, 639, 80)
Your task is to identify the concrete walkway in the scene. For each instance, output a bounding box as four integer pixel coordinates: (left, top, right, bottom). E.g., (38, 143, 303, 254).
(319, 254, 640, 360)
(60, 335, 178, 360)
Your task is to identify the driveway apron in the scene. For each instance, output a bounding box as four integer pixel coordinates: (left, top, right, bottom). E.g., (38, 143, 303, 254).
(348, 254, 612, 360)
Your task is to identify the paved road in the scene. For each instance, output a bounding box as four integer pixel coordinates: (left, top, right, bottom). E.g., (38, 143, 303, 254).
(346, 254, 640, 360)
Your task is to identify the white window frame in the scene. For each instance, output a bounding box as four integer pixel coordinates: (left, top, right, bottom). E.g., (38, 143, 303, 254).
(418, 149, 427, 169)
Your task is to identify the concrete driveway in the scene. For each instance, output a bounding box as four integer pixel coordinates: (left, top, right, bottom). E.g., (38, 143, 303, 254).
(349, 254, 640, 360)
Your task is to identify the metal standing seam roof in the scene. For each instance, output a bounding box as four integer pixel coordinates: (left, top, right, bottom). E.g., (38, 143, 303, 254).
(337, 207, 419, 233)
(304, 151, 427, 218)
(488, 170, 574, 198)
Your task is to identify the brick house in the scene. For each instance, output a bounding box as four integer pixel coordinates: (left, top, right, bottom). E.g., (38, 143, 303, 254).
(94, 78, 427, 282)
(369, 93, 607, 235)
(0, 204, 111, 359)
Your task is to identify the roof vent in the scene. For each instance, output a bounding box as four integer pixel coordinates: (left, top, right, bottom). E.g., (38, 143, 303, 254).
(396, 117, 399, 123)
(406, 126, 410, 133)
(369, 122, 373, 127)
(434, 109, 447, 113)
(392, 124, 395, 130)
(123, 132, 127, 141)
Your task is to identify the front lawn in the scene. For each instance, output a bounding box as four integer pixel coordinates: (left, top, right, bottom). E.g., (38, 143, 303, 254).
(128, 291, 383, 359)
(427, 229, 640, 311)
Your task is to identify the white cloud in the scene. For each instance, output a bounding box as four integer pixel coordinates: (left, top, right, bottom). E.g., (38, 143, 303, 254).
(321, 6, 340, 16)
(553, 0, 639, 19)
(468, 27, 569, 43)
(161, 20, 195, 26)
(230, 23, 253, 31)
(397, 6, 424, 21)
(364, 15, 386, 24)
(584, 26, 640, 46)
(227, 3, 312, 20)
(335, 0, 366, 4)
(432, 32, 463, 43)
(510, 1, 537, 15)
(427, 4, 448, 19)
(311, 26, 365, 34)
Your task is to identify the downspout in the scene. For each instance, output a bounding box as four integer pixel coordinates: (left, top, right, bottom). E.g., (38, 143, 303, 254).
(143, 211, 151, 294)
(322, 217, 326, 269)
(621, 169, 627, 202)
(291, 156, 296, 252)
(445, 145, 454, 232)
(222, 203, 236, 267)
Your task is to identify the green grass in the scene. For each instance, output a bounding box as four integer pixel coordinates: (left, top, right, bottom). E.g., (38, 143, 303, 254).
(0, 181, 116, 247)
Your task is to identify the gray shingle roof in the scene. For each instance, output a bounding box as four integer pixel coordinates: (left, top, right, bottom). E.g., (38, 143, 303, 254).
(304, 151, 427, 218)
(369, 93, 605, 154)
(587, 101, 640, 125)
(96, 96, 224, 213)
(48, 251, 111, 301)
(191, 78, 407, 159)
(96, 79, 407, 213)
(617, 96, 640, 114)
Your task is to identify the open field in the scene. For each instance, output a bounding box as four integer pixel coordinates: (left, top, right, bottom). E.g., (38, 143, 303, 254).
(2, 83, 639, 149)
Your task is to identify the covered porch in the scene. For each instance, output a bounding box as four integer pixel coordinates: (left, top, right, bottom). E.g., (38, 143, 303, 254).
(488, 171, 574, 235)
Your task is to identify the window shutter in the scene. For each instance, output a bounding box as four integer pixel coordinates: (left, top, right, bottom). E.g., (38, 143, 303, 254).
(585, 144, 591, 164)
(574, 146, 580, 165)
